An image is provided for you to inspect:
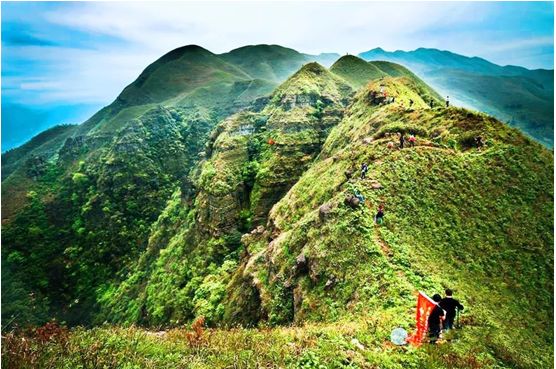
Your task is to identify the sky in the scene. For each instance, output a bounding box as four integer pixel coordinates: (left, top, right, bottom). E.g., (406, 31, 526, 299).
(2, 1, 554, 151)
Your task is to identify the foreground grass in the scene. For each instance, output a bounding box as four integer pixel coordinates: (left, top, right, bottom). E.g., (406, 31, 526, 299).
(2, 318, 532, 369)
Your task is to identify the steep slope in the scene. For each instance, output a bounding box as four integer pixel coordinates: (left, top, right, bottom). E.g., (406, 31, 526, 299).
(225, 77, 553, 366)
(2, 105, 216, 325)
(98, 62, 354, 326)
(1, 46, 260, 224)
(4, 46, 350, 326)
(359, 47, 554, 146)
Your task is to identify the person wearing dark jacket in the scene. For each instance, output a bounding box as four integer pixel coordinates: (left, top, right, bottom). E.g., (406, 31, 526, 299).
(375, 204, 385, 225)
(399, 132, 405, 149)
(428, 293, 445, 343)
(440, 289, 464, 330)
(360, 163, 368, 179)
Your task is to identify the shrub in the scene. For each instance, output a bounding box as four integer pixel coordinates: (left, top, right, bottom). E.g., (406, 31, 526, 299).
(373, 122, 428, 139)
(185, 316, 206, 347)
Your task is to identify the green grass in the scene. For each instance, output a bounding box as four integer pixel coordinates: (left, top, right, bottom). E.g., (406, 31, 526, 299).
(1, 319, 541, 369)
(330, 55, 387, 89)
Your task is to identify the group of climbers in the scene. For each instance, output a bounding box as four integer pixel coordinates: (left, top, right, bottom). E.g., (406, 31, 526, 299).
(428, 289, 465, 343)
(372, 82, 454, 111)
(392, 132, 416, 150)
(349, 90, 465, 347)
(349, 90, 454, 225)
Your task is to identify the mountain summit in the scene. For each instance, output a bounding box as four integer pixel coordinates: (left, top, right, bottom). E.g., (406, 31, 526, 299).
(359, 47, 554, 146)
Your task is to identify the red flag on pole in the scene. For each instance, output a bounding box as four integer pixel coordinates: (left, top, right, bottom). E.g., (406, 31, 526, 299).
(407, 291, 436, 346)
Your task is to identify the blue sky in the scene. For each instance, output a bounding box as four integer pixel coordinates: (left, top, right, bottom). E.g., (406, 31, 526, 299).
(2, 1, 554, 151)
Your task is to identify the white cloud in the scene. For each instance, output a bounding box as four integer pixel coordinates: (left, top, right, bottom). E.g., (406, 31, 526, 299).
(43, 2, 483, 54)
(3, 44, 161, 105)
(485, 36, 554, 54)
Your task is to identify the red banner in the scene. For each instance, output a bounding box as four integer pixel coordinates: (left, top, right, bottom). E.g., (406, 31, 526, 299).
(407, 291, 436, 346)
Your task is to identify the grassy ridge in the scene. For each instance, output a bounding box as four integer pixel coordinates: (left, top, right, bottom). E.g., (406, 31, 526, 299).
(229, 79, 553, 366)
(2, 320, 525, 369)
(358, 47, 554, 147)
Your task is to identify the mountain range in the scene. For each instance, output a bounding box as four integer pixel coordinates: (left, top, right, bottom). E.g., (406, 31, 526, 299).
(4, 45, 554, 154)
(2, 44, 553, 368)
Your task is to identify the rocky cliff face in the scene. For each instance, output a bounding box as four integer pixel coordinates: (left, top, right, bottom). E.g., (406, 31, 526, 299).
(96, 62, 355, 326)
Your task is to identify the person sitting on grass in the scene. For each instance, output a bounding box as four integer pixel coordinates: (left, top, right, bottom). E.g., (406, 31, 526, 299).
(428, 293, 445, 343)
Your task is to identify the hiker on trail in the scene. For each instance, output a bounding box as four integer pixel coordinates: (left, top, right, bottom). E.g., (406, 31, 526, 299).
(445, 96, 450, 108)
(408, 134, 416, 147)
(429, 99, 434, 109)
(475, 136, 485, 151)
(361, 163, 369, 179)
(399, 132, 405, 149)
(374, 204, 385, 224)
(440, 289, 464, 331)
(387, 141, 395, 149)
(409, 99, 414, 108)
(428, 294, 445, 343)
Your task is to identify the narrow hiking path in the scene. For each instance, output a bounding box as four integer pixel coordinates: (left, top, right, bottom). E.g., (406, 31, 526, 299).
(373, 226, 393, 259)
